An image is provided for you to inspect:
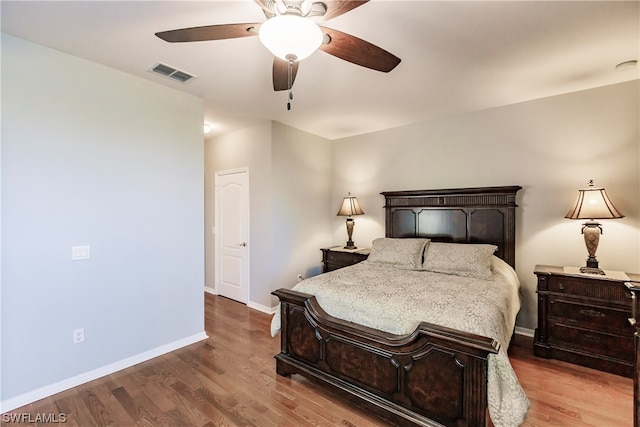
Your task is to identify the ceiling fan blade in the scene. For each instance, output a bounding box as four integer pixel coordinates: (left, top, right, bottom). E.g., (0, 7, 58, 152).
(313, 1, 369, 21)
(273, 58, 299, 91)
(155, 23, 260, 43)
(319, 27, 401, 72)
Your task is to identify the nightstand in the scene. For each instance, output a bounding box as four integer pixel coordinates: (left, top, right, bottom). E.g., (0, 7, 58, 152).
(321, 247, 370, 273)
(533, 265, 640, 377)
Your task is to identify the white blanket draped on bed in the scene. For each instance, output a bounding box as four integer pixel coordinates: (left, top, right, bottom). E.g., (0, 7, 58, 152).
(271, 257, 530, 427)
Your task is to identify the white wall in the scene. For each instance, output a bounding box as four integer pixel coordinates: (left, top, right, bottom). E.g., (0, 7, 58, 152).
(204, 122, 332, 310)
(270, 122, 333, 297)
(331, 80, 640, 330)
(1, 34, 206, 409)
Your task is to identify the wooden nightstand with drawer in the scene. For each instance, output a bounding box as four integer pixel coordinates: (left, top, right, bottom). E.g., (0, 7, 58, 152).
(534, 265, 640, 377)
(321, 247, 370, 273)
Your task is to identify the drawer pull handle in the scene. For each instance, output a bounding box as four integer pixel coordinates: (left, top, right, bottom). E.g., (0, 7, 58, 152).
(558, 283, 564, 291)
(580, 309, 605, 318)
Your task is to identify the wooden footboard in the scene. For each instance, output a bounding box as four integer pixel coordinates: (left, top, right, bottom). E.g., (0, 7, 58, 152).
(273, 288, 500, 427)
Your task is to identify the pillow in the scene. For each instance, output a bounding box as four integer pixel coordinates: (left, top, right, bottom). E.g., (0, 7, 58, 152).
(422, 242, 497, 279)
(366, 238, 430, 270)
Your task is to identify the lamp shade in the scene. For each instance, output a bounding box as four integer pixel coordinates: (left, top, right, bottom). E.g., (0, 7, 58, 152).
(337, 194, 364, 217)
(565, 182, 624, 220)
(258, 15, 323, 61)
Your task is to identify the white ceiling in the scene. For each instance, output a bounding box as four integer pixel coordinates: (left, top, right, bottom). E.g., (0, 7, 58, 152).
(2, 1, 638, 140)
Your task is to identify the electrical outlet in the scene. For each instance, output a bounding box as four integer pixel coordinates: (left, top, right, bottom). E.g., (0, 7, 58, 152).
(73, 328, 85, 344)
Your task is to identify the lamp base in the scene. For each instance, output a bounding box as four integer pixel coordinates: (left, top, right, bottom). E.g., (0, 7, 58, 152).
(579, 224, 605, 275)
(581, 256, 604, 274)
(344, 239, 357, 250)
(343, 218, 357, 250)
(585, 255, 599, 269)
(579, 266, 605, 275)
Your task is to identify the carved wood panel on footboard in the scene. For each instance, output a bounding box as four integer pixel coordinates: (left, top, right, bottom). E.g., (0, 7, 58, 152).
(273, 289, 499, 427)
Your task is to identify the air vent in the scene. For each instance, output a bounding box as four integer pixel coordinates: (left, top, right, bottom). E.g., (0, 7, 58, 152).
(149, 62, 196, 83)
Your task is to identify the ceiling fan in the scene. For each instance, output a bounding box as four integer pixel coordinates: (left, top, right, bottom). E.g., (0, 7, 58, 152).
(155, 0, 401, 94)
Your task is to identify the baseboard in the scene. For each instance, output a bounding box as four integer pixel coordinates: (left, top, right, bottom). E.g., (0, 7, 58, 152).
(247, 300, 277, 315)
(204, 291, 275, 315)
(204, 290, 275, 315)
(515, 326, 535, 338)
(0, 331, 208, 414)
(512, 326, 535, 349)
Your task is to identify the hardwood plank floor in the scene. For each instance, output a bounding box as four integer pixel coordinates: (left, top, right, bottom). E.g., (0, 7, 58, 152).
(3, 293, 633, 426)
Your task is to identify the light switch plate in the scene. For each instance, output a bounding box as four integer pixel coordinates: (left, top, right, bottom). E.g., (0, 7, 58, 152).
(72, 246, 90, 260)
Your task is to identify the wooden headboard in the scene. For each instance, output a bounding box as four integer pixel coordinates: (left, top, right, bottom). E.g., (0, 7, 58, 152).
(381, 186, 522, 268)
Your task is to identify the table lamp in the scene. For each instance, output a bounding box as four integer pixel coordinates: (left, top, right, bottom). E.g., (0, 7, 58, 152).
(565, 180, 624, 274)
(337, 193, 364, 249)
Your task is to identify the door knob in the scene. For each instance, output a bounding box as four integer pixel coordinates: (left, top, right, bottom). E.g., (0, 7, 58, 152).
(237, 242, 247, 247)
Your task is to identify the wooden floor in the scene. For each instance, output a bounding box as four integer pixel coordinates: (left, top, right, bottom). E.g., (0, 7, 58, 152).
(4, 293, 633, 426)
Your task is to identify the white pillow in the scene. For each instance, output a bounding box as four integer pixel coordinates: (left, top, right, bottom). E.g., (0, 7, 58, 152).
(366, 238, 430, 270)
(422, 242, 497, 279)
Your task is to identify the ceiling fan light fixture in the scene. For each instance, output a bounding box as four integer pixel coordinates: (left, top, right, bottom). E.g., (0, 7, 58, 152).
(258, 15, 323, 61)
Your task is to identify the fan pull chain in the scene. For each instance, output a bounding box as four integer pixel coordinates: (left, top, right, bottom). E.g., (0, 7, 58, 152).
(287, 55, 295, 111)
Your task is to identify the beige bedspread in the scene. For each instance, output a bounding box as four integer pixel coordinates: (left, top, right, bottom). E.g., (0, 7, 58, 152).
(271, 257, 530, 427)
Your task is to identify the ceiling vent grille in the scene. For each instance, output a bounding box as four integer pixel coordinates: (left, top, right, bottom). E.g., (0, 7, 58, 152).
(149, 62, 196, 83)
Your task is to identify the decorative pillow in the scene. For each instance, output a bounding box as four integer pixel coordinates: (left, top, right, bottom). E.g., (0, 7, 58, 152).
(366, 238, 430, 270)
(422, 242, 497, 279)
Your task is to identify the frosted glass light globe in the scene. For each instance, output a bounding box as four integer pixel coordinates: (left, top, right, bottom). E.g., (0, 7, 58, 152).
(259, 15, 323, 61)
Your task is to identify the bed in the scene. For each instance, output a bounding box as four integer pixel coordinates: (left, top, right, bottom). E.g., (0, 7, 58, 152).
(271, 186, 528, 427)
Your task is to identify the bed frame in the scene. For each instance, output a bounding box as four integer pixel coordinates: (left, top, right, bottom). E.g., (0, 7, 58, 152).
(272, 186, 522, 427)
